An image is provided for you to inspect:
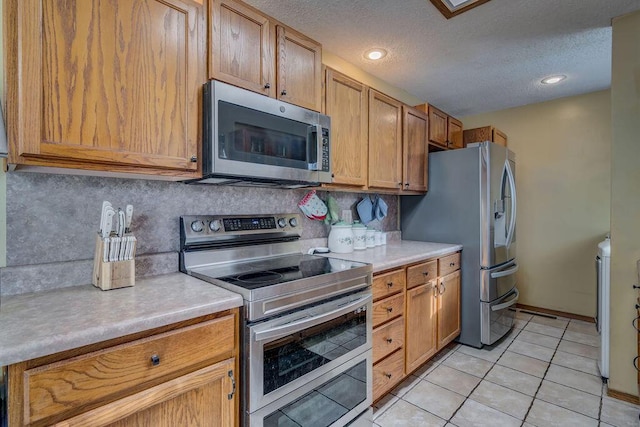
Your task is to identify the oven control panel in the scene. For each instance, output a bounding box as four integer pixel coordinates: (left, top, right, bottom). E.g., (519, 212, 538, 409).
(180, 213, 302, 247)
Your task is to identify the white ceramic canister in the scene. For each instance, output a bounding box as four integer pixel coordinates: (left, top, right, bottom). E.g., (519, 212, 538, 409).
(365, 228, 376, 248)
(352, 221, 367, 250)
(374, 231, 382, 246)
(328, 221, 354, 253)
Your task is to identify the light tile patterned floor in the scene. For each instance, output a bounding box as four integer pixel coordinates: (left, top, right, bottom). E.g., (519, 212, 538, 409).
(373, 310, 640, 427)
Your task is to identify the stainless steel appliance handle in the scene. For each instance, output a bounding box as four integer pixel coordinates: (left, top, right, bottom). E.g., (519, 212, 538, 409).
(254, 293, 372, 342)
(310, 124, 322, 171)
(490, 264, 519, 279)
(491, 288, 519, 311)
(505, 160, 517, 248)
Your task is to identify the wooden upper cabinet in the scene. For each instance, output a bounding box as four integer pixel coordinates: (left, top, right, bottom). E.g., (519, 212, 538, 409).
(463, 125, 508, 147)
(5, 0, 205, 177)
(402, 106, 429, 193)
(325, 68, 368, 187)
(210, 0, 275, 97)
(427, 105, 448, 147)
(368, 90, 403, 190)
(276, 26, 322, 111)
(448, 117, 463, 149)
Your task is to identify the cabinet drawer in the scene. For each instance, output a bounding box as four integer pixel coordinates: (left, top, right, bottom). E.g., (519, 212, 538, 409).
(439, 252, 461, 276)
(24, 315, 236, 424)
(407, 260, 437, 290)
(372, 269, 406, 300)
(373, 317, 404, 363)
(372, 292, 405, 328)
(373, 348, 404, 401)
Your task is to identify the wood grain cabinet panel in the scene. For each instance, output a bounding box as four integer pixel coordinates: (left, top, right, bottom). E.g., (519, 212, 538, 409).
(405, 282, 438, 373)
(448, 117, 463, 149)
(210, 0, 275, 97)
(372, 349, 404, 402)
(439, 252, 461, 277)
(372, 269, 406, 301)
(276, 26, 322, 111)
(325, 68, 368, 187)
(372, 292, 405, 328)
(406, 260, 437, 290)
(438, 270, 461, 349)
(368, 90, 403, 190)
(463, 125, 508, 147)
(373, 317, 405, 363)
(402, 106, 429, 192)
(6, 0, 205, 177)
(427, 105, 448, 147)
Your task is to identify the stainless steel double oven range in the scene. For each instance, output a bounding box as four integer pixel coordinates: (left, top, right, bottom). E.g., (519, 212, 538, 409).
(180, 213, 373, 427)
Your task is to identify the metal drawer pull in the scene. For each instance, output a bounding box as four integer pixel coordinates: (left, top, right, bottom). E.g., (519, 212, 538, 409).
(491, 289, 520, 312)
(387, 282, 393, 288)
(386, 307, 393, 313)
(264, 83, 271, 89)
(384, 373, 392, 379)
(150, 354, 160, 366)
(491, 264, 519, 279)
(386, 338, 393, 343)
(449, 262, 455, 267)
(423, 271, 429, 276)
(228, 370, 236, 400)
(439, 282, 446, 295)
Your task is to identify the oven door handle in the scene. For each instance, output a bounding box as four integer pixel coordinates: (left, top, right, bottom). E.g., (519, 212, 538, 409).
(253, 294, 372, 342)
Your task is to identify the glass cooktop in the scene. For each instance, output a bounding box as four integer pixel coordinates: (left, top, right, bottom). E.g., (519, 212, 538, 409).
(194, 254, 367, 290)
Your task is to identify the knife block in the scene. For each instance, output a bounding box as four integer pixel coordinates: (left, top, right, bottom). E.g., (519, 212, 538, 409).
(92, 234, 136, 291)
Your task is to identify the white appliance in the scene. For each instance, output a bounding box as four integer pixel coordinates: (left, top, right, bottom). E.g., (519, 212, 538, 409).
(596, 237, 610, 380)
(401, 142, 518, 348)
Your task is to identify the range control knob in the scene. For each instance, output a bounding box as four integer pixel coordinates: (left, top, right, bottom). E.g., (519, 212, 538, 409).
(190, 220, 204, 232)
(289, 217, 298, 228)
(209, 219, 221, 232)
(277, 218, 287, 228)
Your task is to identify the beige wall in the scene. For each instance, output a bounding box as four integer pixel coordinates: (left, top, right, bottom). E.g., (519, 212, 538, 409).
(609, 10, 640, 398)
(322, 51, 423, 106)
(463, 91, 612, 317)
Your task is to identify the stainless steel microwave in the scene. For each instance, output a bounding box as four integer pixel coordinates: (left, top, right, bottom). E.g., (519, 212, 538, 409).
(195, 80, 331, 188)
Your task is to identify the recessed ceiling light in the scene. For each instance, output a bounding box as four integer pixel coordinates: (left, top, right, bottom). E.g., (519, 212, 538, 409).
(541, 75, 567, 85)
(364, 48, 387, 60)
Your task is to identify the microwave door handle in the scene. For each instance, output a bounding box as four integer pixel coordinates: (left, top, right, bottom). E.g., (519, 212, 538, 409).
(491, 288, 519, 311)
(490, 264, 519, 279)
(505, 160, 517, 248)
(309, 124, 322, 171)
(253, 294, 372, 342)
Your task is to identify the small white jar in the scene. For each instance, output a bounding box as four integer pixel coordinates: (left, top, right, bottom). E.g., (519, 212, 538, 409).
(365, 228, 376, 248)
(352, 221, 367, 250)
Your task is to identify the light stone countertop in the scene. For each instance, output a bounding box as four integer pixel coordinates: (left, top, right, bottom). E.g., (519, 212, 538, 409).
(0, 273, 243, 366)
(322, 240, 462, 273)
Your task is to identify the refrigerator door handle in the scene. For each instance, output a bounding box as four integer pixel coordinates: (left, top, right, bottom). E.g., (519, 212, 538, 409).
(491, 288, 519, 312)
(490, 264, 519, 279)
(505, 160, 517, 248)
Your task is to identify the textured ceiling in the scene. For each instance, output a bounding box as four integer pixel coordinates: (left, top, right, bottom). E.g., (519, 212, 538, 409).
(243, 0, 640, 116)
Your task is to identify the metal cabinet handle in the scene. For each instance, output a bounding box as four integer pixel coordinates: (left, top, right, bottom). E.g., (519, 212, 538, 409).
(404, 183, 409, 187)
(150, 354, 160, 366)
(386, 307, 393, 313)
(190, 155, 197, 162)
(264, 83, 271, 89)
(384, 373, 392, 379)
(386, 338, 393, 343)
(227, 370, 236, 400)
(449, 262, 455, 267)
(387, 282, 394, 288)
(422, 271, 429, 276)
(439, 282, 446, 295)
(281, 89, 287, 96)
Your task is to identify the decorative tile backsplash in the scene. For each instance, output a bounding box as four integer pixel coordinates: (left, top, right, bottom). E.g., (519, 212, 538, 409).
(1, 172, 398, 295)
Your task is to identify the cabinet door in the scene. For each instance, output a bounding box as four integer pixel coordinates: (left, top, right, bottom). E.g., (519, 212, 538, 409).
(428, 105, 448, 147)
(368, 90, 403, 190)
(405, 283, 438, 373)
(325, 69, 368, 187)
(276, 26, 322, 111)
(448, 117, 463, 149)
(54, 359, 236, 427)
(438, 270, 461, 349)
(402, 106, 428, 192)
(6, 0, 205, 177)
(493, 128, 508, 147)
(210, 0, 275, 97)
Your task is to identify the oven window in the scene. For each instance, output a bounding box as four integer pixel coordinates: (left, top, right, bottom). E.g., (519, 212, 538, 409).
(217, 101, 314, 169)
(263, 360, 367, 427)
(263, 310, 367, 395)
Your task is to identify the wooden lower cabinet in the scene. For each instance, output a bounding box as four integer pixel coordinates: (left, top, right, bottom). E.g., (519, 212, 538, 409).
(372, 252, 462, 403)
(8, 310, 239, 427)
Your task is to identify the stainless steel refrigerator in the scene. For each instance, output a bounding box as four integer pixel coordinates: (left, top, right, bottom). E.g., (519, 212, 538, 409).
(401, 142, 519, 348)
